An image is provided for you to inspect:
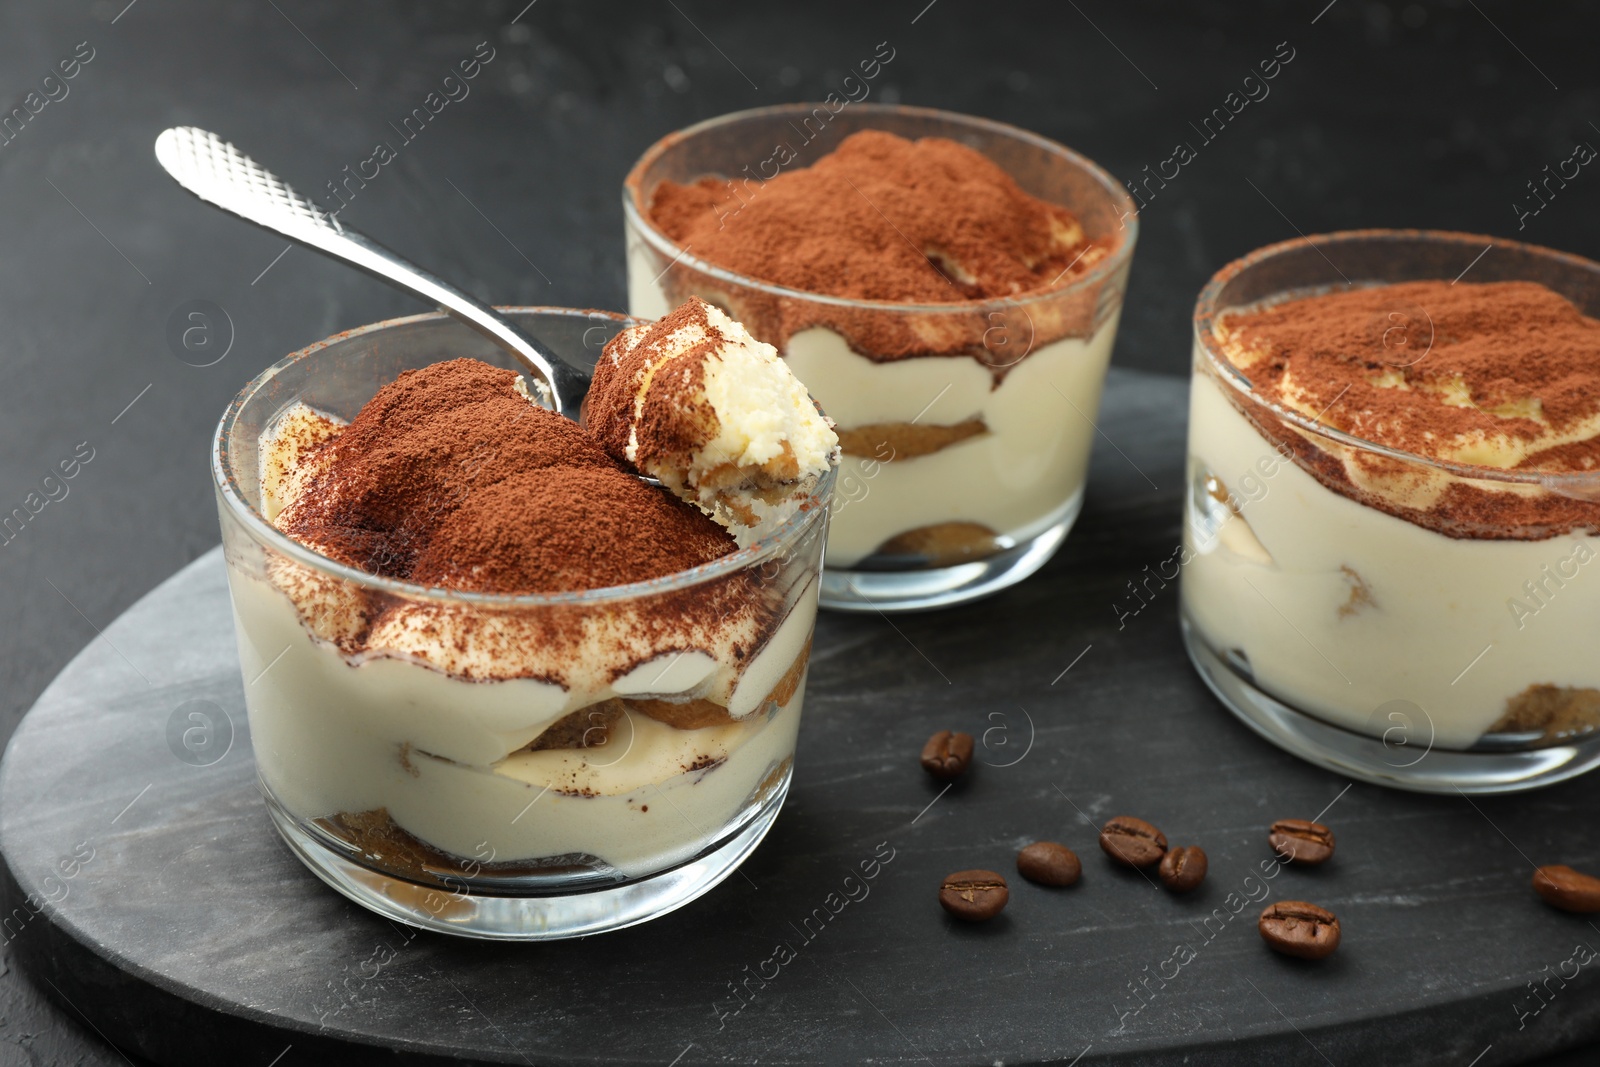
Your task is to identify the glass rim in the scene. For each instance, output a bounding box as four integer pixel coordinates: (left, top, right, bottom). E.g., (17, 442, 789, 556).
(212, 305, 837, 608)
(622, 102, 1138, 315)
(1193, 227, 1600, 491)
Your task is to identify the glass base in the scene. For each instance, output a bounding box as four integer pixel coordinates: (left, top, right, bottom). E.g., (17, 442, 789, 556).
(263, 774, 790, 941)
(819, 492, 1080, 613)
(1181, 613, 1600, 794)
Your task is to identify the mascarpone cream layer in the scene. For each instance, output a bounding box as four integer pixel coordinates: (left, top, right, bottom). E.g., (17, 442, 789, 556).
(1182, 364, 1600, 749)
(229, 565, 817, 871)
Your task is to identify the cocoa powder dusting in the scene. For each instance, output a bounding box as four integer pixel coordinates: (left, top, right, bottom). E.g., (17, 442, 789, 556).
(650, 130, 1103, 304)
(275, 358, 735, 593)
(411, 466, 731, 593)
(1221, 281, 1600, 468)
(1217, 280, 1600, 539)
(638, 130, 1120, 367)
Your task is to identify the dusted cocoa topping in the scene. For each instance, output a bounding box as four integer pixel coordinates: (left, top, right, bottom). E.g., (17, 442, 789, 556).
(275, 358, 735, 594)
(636, 130, 1119, 365)
(650, 130, 1106, 304)
(1218, 281, 1600, 469)
(260, 358, 798, 691)
(410, 466, 731, 593)
(1213, 280, 1600, 540)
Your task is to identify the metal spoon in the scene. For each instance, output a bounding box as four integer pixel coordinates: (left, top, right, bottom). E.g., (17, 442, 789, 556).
(153, 126, 588, 419)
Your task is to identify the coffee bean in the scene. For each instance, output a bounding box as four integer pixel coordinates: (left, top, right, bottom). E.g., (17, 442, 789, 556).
(920, 730, 974, 781)
(1099, 815, 1167, 868)
(1017, 841, 1081, 887)
(1258, 900, 1341, 960)
(1158, 845, 1207, 893)
(1268, 818, 1335, 865)
(939, 869, 1008, 921)
(1533, 865, 1600, 913)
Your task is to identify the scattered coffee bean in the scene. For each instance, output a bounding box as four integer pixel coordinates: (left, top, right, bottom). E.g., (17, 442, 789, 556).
(920, 730, 974, 781)
(1533, 865, 1600, 913)
(939, 869, 1009, 921)
(1099, 815, 1168, 868)
(1258, 900, 1341, 960)
(1268, 818, 1335, 865)
(1017, 841, 1081, 887)
(1158, 846, 1207, 893)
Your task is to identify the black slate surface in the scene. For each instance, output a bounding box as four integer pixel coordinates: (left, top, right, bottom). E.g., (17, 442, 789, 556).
(5, 369, 1600, 1067)
(3, 0, 1600, 1063)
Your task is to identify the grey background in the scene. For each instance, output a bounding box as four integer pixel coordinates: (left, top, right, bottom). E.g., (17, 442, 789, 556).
(0, 0, 1598, 1063)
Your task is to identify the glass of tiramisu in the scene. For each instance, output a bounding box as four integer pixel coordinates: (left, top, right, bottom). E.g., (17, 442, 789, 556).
(1183, 230, 1600, 792)
(213, 304, 836, 938)
(624, 104, 1136, 611)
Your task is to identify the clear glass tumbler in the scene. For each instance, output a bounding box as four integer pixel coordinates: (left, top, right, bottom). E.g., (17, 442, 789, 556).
(624, 103, 1137, 612)
(213, 307, 833, 939)
(1183, 230, 1600, 793)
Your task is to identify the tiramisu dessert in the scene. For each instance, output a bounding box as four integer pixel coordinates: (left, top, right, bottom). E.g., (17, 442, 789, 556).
(226, 303, 836, 890)
(626, 117, 1133, 588)
(1184, 278, 1600, 751)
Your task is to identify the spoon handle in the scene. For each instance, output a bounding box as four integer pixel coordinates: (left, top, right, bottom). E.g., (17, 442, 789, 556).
(154, 126, 587, 417)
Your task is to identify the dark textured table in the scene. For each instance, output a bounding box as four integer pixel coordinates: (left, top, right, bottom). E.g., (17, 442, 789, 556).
(2, 1, 1599, 1063)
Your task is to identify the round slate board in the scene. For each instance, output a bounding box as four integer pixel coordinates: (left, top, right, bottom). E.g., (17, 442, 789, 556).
(4, 369, 1600, 1067)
